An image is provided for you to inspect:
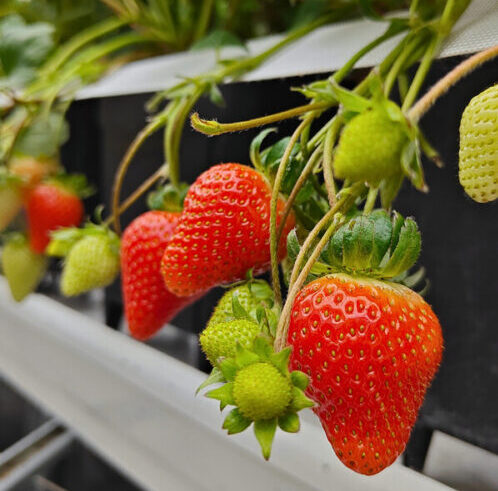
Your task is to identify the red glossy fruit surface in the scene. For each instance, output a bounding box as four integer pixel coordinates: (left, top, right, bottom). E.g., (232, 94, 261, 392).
(161, 163, 294, 297)
(121, 211, 200, 340)
(27, 184, 84, 253)
(287, 274, 443, 475)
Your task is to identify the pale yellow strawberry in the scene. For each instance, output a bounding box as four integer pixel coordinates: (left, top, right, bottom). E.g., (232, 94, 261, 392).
(459, 84, 498, 203)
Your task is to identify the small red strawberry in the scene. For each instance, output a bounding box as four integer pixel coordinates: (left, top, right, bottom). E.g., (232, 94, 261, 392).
(161, 163, 295, 297)
(286, 211, 442, 475)
(26, 177, 88, 253)
(121, 210, 200, 340)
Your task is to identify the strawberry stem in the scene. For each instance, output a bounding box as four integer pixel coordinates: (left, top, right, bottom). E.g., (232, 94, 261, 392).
(270, 114, 317, 307)
(276, 144, 323, 244)
(408, 44, 498, 122)
(190, 102, 331, 136)
(274, 182, 366, 352)
(111, 113, 169, 234)
(322, 115, 344, 208)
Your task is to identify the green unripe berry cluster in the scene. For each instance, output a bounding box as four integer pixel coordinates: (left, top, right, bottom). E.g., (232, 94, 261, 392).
(334, 109, 408, 186)
(200, 319, 260, 366)
(233, 362, 292, 420)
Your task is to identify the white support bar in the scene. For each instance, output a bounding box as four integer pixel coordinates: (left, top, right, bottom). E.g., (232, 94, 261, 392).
(77, 0, 498, 100)
(0, 278, 453, 491)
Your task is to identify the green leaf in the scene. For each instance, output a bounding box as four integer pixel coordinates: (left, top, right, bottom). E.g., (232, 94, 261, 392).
(196, 367, 226, 395)
(380, 172, 404, 210)
(289, 387, 314, 412)
(286, 229, 300, 263)
(14, 112, 69, 158)
(250, 128, 277, 172)
(342, 216, 375, 271)
(232, 294, 250, 320)
(208, 83, 225, 107)
(390, 211, 405, 252)
(401, 140, 427, 192)
(278, 412, 300, 433)
(265, 308, 278, 338)
(206, 382, 235, 410)
(270, 348, 291, 376)
(382, 218, 421, 278)
(290, 370, 310, 391)
(328, 80, 371, 113)
(219, 358, 238, 382)
(223, 408, 251, 435)
(252, 336, 272, 361)
(254, 418, 277, 460)
(147, 182, 189, 212)
(234, 344, 259, 369)
(191, 30, 246, 52)
(249, 280, 273, 301)
(0, 15, 54, 88)
(370, 210, 393, 268)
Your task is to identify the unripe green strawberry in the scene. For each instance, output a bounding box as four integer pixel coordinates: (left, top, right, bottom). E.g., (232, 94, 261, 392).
(2, 234, 47, 302)
(61, 234, 120, 297)
(459, 84, 498, 203)
(208, 284, 260, 328)
(200, 319, 260, 367)
(233, 362, 292, 420)
(334, 108, 408, 185)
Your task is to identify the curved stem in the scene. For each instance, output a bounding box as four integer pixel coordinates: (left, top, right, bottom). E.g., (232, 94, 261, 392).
(191, 102, 330, 136)
(274, 182, 366, 351)
(111, 113, 168, 234)
(364, 186, 379, 214)
(165, 86, 205, 188)
(104, 164, 169, 227)
(408, 44, 498, 122)
(322, 116, 343, 208)
(193, 0, 214, 42)
(270, 115, 316, 306)
(401, 33, 439, 111)
(276, 145, 323, 243)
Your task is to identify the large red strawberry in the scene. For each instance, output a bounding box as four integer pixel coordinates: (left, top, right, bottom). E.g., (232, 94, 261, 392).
(286, 211, 443, 475)
(26, 179, 86, 253)
(161, 163, 295, 297)
(121, 210, 200, 340)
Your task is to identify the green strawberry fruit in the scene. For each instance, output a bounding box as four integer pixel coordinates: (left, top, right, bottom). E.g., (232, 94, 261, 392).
(334, 108, 408, 185)
(459, 84, 498, 203)
(208, 283, 263, 328)
(2, 234, 47, 302)
(233, 362, 292, 420)
(200, 319, 260, 367)
(61, 233, 120, 296)
(204, 337, 314, 460)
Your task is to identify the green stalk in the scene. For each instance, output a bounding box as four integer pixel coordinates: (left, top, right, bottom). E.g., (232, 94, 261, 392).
(39, 18, 127, 76)
(193, 0, 215, 42)
(322, 116, 343, 208)
(269, 114, 316, 306)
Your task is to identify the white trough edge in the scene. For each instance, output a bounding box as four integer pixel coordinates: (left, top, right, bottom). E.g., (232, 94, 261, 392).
(0, 278, 453, 491)
(77, 0, 498, 100)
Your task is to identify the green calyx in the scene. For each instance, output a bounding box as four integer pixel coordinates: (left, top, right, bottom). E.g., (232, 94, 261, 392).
(318, 209, 421, 280)
(47, 222, 120, 258)
(147, 182, 189, 212)
(47, 173, 94, 199)
(207, 279, 279, 337)
(200, 336, 314, 460)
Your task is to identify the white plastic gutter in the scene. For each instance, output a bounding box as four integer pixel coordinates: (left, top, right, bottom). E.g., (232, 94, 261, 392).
(76, 0, 498, 100)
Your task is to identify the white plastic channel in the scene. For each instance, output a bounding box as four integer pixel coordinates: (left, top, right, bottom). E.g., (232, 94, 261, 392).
(0, 279, 453, 491)
(76, 0, 498, 100)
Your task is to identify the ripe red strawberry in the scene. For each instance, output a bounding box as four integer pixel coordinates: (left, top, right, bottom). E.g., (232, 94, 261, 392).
(161, 163, 295, 297)
(27, 182, 84, 253)
(121, 210, 200, 340)
(287, 274, 442, 475)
